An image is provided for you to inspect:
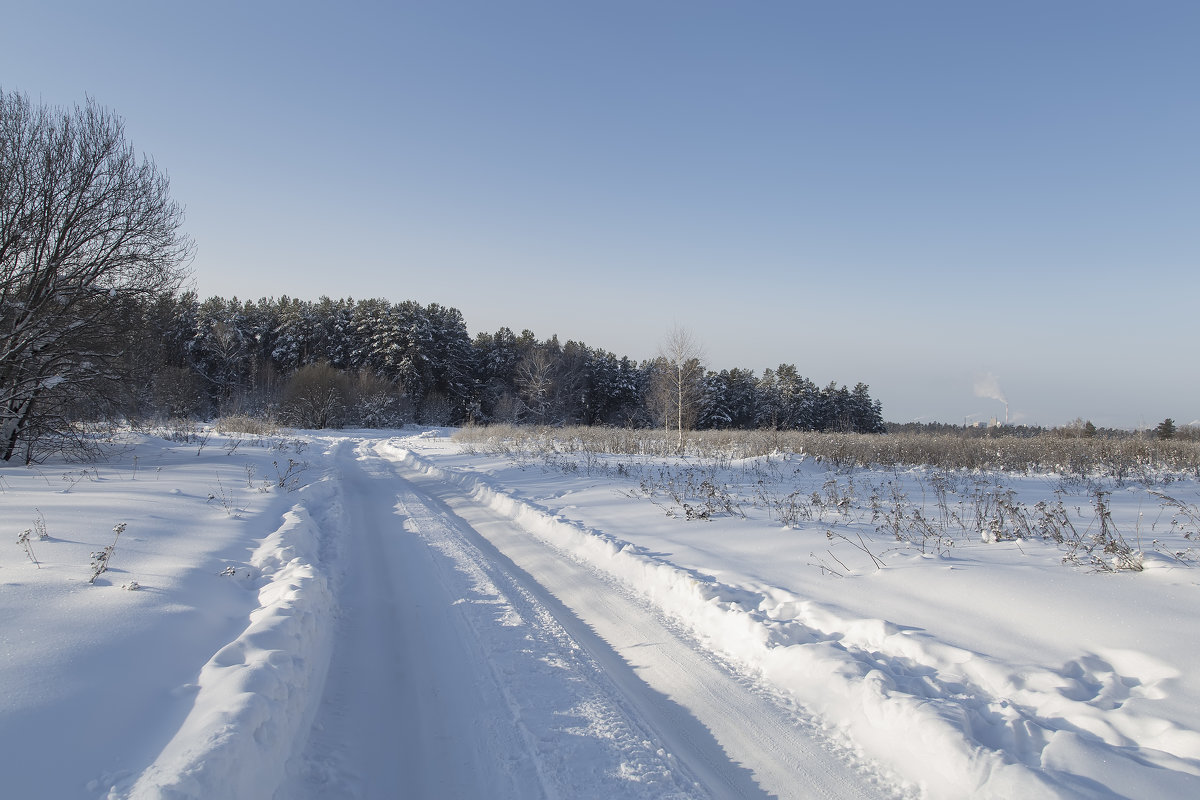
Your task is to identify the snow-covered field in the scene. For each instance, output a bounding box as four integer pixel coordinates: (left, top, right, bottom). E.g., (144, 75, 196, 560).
(2, 427, 1198, 799)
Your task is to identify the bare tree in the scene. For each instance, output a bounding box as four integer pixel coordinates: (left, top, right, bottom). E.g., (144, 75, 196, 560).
(1, 89, 191, 461)
(651, 326, 705, 452)
(515, 348, 557, 424)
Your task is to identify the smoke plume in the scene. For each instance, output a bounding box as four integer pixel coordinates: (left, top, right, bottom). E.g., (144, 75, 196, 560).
(973, 372, 1006, 404)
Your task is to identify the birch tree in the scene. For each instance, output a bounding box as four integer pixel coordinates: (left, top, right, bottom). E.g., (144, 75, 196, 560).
(652, 326, 705, 452)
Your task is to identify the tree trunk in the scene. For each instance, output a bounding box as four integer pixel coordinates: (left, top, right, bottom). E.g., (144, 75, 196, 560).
(2, 392, 36, 462)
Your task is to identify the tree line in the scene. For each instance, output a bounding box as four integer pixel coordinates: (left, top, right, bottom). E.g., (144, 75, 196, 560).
(135, 293, 886, 436)
(1, 87, 883, 462)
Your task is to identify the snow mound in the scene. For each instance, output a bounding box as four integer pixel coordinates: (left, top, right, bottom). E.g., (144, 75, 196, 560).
(124, 475, 342, 799)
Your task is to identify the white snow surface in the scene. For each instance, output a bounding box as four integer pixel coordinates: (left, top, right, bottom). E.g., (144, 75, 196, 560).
(1, 427, 1198, 799)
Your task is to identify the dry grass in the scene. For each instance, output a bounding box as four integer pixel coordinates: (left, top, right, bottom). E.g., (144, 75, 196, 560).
(453, 424, 1200, 572)
(453, 424, 1200, 481)
(213, 414, 289, 437)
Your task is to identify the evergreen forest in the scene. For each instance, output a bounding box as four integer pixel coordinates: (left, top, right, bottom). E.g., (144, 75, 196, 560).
(133, 294, 887, 435)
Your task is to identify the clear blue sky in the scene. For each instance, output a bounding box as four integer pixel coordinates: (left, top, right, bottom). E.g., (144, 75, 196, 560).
(4, 1, 1196, 428)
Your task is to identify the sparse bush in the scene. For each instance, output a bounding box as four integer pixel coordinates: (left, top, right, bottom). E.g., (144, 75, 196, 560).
(32, 508, 48, 540)
(272, 458, 307, 492)
(280, 362, 349, 429)
(16, 528, 39, 567)
(160, 418, 212, 452)
(208, 475, 240, 516)
(1060, 491, 1142, 572)
(1150, 491, 1200, 540)
(89, 523, 127, 584)
(1147, 491, 1200, 562)
(61, 468, 97, 493)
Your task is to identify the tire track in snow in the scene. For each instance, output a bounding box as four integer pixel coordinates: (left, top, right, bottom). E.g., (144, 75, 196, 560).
(280, 440, 710, 799)
(383, 441, 890, 800)
(391, 484, 714, 799)
(279, 442, 536, 799)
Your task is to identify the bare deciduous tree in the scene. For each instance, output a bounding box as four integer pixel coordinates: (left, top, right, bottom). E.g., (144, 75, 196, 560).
(651, 326, 705, 452)
(1, 89, 191, 461)
(515, 348, 557, 424)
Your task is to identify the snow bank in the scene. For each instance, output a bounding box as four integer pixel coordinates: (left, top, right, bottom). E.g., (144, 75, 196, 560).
(125, 472, 342, 799)
(388, 442, 1200, 799)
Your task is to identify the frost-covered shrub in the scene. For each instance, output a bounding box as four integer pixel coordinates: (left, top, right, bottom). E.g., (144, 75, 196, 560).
(347, 369, 406, 428)
(89, 523, 127, 584)
(1058, 492, 1142, 572)
(16, 528, 39, 567)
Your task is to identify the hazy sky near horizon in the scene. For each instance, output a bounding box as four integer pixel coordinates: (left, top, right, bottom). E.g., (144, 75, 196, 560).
(3, 1, 1196, 428)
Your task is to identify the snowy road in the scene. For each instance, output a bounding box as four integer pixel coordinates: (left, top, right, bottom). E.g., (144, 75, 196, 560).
(279, 439, 883, 800)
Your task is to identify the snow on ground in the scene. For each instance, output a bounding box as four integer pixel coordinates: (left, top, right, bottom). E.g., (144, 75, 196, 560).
(0, 430, 336, 799)
(397, 431, 1200, 799)
(1, 426, 1198, 799)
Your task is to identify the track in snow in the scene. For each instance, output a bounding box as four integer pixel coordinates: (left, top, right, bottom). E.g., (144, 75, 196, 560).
(279, 438, 886, 799)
